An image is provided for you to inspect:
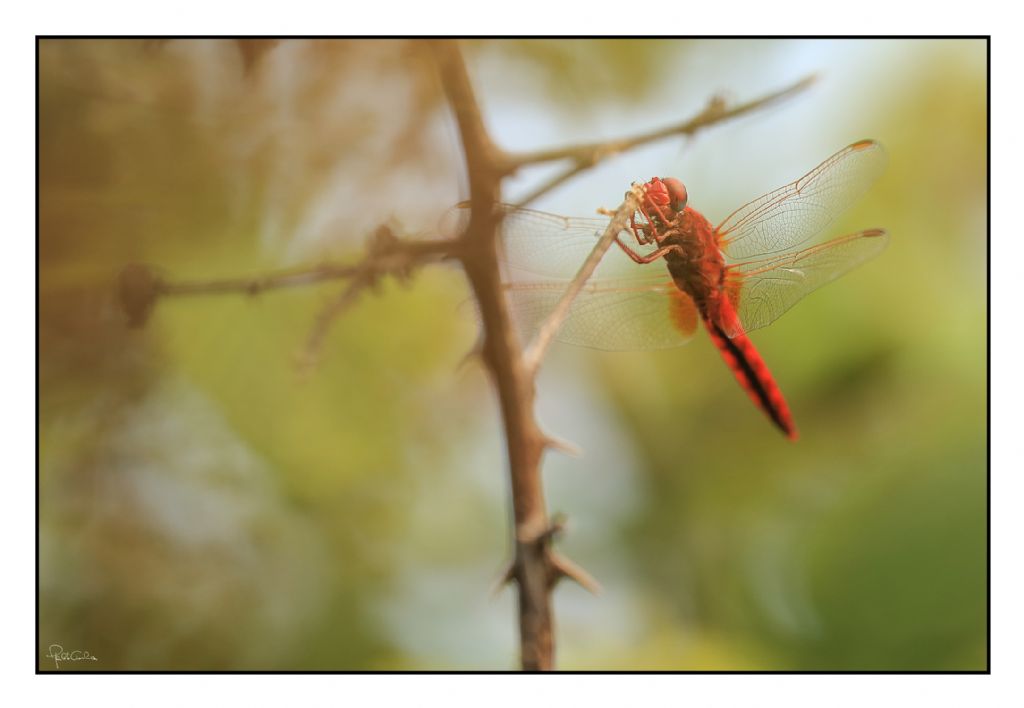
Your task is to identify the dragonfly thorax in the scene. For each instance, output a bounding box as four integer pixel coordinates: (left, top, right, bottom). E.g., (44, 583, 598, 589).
(661, 206, 725, 307)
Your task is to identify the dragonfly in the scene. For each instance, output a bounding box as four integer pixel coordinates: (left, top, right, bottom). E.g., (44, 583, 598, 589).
(450, 140, 889, 440)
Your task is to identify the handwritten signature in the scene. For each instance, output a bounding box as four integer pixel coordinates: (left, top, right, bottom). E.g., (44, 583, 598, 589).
(46, 644, 98, 669)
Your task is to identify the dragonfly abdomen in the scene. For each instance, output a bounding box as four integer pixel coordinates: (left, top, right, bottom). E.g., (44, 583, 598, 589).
(703, 317, 798, 441)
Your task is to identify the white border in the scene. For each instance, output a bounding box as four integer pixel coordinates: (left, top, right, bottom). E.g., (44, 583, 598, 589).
(9, 2, 1017, 705)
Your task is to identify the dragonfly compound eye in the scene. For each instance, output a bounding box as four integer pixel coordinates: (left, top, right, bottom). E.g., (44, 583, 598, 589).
(662, 177, 688, 211)
(644, 177, 672, 207)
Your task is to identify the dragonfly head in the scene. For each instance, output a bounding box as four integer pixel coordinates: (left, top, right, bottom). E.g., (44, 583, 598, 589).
(643, 177, 688, 214)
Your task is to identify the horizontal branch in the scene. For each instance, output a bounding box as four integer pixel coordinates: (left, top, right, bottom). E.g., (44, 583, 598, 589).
(506, 75, 817, 170)
(118, 229, 455, 328)
(507, 75, 817, 207)
(160, 262, 363, 297)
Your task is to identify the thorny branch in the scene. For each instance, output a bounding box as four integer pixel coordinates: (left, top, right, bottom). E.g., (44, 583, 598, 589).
(119, 41, 815, 670)
(430, 40, 558, 671)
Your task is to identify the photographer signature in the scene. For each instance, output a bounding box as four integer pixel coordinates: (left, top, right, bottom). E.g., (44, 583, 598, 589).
(46, 644, 98, 669)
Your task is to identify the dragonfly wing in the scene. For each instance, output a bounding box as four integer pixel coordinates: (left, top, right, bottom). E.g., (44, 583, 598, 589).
(440, 202, 658, 279)
(725, 229, 889, 335)
(443, 202, 691, 350)
(504, 276, 698, 351)
(717, 140, 887, 260)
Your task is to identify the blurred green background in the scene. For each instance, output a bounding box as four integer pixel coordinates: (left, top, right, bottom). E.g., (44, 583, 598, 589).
(38, 38, 986, 670)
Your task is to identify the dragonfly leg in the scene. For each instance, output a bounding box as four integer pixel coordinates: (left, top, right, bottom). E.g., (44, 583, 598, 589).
(615, 237, 685, 264)
(634, 200, 677, 245)
(646, 202, 674, 239)
(629, 211, 657, 245)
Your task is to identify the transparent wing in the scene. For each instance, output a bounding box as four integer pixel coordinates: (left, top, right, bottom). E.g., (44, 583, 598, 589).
(717, 140, 887, 260)
(439, 202, 660, 280)
(724, 229, 890, 336)
(503, 277, 698, 351)
(440, 203, 695, 350)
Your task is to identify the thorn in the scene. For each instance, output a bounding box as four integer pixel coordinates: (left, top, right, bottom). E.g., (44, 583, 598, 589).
(118, 262, 162, 328)
(455, 342, 484, 373)
(549, 551, 602, 596)
(537, 512, 568, 544)
(706, 92, 729, 115)
(490, 561, 516, 598)
(368, 223, 399, 255)
(541, 433, 582, 458)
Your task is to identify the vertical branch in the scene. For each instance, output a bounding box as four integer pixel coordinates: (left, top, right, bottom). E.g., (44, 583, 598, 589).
(430, 40, 555, 670)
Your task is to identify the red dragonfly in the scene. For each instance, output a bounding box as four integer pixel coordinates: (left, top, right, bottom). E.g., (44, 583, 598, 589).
(456, 140, 888, 440)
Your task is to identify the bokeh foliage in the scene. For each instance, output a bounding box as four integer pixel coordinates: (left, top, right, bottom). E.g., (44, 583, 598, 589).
(39, 39, 986, 670)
